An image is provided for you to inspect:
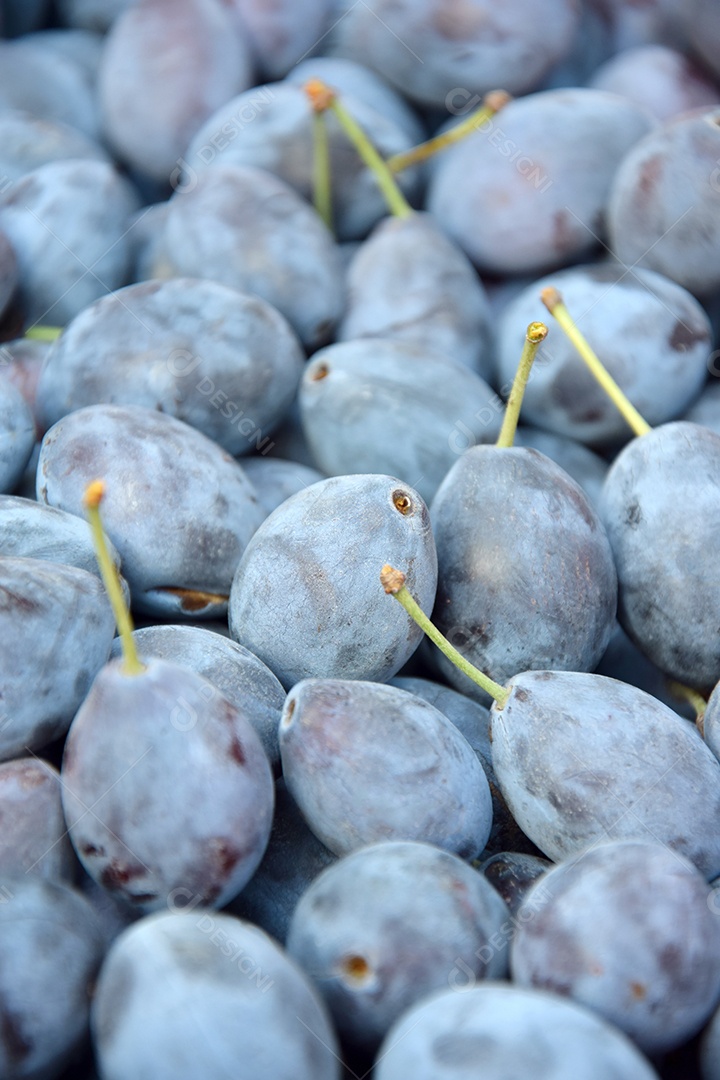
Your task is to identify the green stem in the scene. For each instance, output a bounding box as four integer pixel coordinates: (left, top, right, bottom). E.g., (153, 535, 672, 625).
(496, 321, 548, 448)
(312, 109, 333, 231)
(380, 565, 509, 707)
(329, 96, 413, 219)
(541, 287, 652, 438)
(667, 680, 707, 737)
(387, 89, 512, 175)
(25, 326, 62, 341)
(84, 480, 144, 677)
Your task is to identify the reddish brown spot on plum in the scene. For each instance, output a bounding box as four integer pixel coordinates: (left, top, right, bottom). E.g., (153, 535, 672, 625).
(229, 737, 246, 766)
(157, 587, 229, 612)
(81, 843, 105, 858)
(100, 862, 145, 891)
(638, 153, 663, 196)
(341, 953, 372, 982)
(669, 319, 708, 352)
(630, 980, 647, 1000)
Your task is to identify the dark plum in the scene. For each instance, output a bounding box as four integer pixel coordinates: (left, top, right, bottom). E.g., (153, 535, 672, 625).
(279, 679, 492, 858)
(0, 378, 35, 493)
(228, 474, 437, 688)
(337, 212, 494, 379)
(0, 758, 76, 882)
(497, 264, 712, 447)
(299, 339, 502, 504)
(0, 877, 104, 1080)
(0, 556, 115, 761)
(490, 669, 720, 877)
(226, 778, 337, 944)
(61, 657, 275, 912)
(328, 0, 579, 106)
(0, 159, 139, 327)
(0, 37, 99, 138)
(98, 0, 253, 180)
(286, 839, 510, 1049)
(92, 910, 341, 1080)
(680, 0, 720, 81)
(109, 624, 285, 770)
(599, 421, 720, 689)
(163, 164, 344, 350)
(373, 982, 660, 1080)
(37, 404, 265, 618)
(239, 457, 324, 517)
(702, 679, 720, 762)
(514, 427, 608, 511)
(0, 112, 108, 185)
(589, 44, 720, 122)
(0, 494, 122, 579)
(231, 0, 331, 80)
(607, 108, 720, 298)
(480, 851, 552, 915)
(683, 379, 720, 436)
(510, 839, 720, 1052)
(36, 278, 305, 455)
(429, 445, 617, 701)
(427, 89, 653, 276)
(0, 337, 49, 432)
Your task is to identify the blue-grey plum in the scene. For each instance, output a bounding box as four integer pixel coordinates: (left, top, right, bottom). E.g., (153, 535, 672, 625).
(259, 397, 322, 470)
(98, 0, 253, 181)
(490, 670, 720, 877)
(427, 89, 653, 275)
(0, 337, 49, 433)
(231, 0, 331, 80)
(56, 0, 134, 32)
(338, 212, 494, 380)
(373, 982, 660, 1080)
(0, 494, 122, 579)
(607, 108, 720, 297)
(279, 679, 492, 858)
(589, 44, 720, 122)
(498, 264, 712, 447)
(0, 111, 108, 186)
(327, 0, 579, 106)
(62, 657, 275, 912)
(229, 473, 437, 687)
(226, 778, 337, 944)
(684, 379, 720, 436)
(429, 446, 617, 701)
(287, 57, 426, 145)
(0, 556, 115, 761)
(109, 624, 285, 770)
(0, 38, 99, 138)
(389, 674, 539, 856)
(37, 404, 265, 618)
(36, 278, 305, 455)
(595, 623, 696, 721)
(0, 758, 76, 882)
(679, 0, 720, 81)
(0, 877, 104, 1080)
(480, 851, 552, 915)
(510, 839, 720, 1053)
(164, 164, 344, 350)
(0, 159, 139, 327)
(239, 457, 324, 517)
(599, 421, 720, 689)
(0, 378, 35, 493)
(514, 426, 609, 511)
(299, 340, 502, 504)
(181, 82, 420, 241)
(0, 227, 17, 322)
(287, 840, 510, 1049)
(29, 28, 104, 83)
(92, 910, 340, 1080)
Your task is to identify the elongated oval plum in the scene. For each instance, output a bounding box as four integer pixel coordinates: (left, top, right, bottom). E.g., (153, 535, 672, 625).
(429, 446, 617, 702)
(62, 658, 275, 912)
(287, 840, 510, 1050)
(229, 473, 437, 687)
(36, 278, 304, 455)
(599, 421, 720, 689)
(0, 494, 121, 579)
(0, 378, 35, 494)
(92, 910, 341, 1080)
(0, 758, 76, 882)
(36, 404, 265, 618)
(510, 839, 720, 1053)
(279, 679, 492, 858)
(490, 670, 720, 878)
(0, 556, 115, 761)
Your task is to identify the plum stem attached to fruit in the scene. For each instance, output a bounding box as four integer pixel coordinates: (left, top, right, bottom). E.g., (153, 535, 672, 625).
(304, 78, 413, 219)
(83, 479, 144, 677)
(667, 680, 707, 737)
(380, 564, 509, 707)
(541, 287, 652, 438)
(387, 89, 512, 175)
(305, 79, 333, 231)
(496, 321, 548, 449)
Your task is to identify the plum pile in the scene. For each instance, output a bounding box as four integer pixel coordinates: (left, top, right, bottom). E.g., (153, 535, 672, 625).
(2, 1, 720, 1078)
